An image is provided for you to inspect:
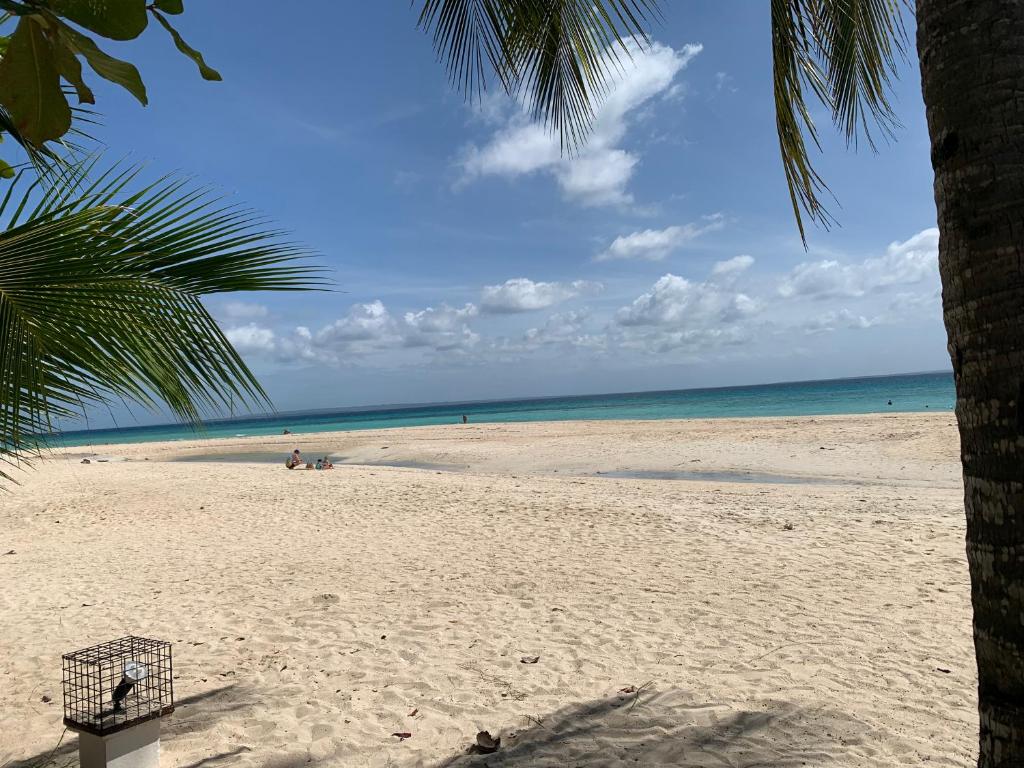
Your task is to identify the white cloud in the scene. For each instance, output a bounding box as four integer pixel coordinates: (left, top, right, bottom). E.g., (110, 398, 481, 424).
(596, 214, 724, 261)
(522, 310, 605, 350)
(460, 40, 701, 207)
(801, 309, 880, 335)
(480, 278, 602, 313)
(779, 227, 939, 299)
(217, 229, 938, 370)
(556, 150, 638, 207)
(616, 273, 757, 327)
(223, 300, 484, 364)
(711, 254, 754, 277)
(224, 324, 319, 364)
(873, 228, 940, 288)
(402, 303, 480, 350)
(612, 268, 761, 355)
(316, 300, 400, 346)
(225, 323, 276, 354)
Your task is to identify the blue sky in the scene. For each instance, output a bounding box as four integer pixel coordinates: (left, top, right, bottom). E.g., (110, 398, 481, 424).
(83, 3, 946, 420)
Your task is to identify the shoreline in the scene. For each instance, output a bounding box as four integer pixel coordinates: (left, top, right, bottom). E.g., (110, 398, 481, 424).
(47, 412, 962, 490)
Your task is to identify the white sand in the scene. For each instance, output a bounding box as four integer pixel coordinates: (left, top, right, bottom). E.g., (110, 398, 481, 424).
(0, 413, 975, 767)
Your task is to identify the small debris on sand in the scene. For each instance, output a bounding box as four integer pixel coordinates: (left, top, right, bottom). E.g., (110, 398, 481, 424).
(475, 730, 500, 754)
(783, 522, 795, 531)
(391, 732, 412, 741)
(520, 655, 540, 664)
(80, 459, 90, 464)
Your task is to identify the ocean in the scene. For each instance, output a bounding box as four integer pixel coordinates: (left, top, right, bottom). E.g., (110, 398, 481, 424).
(49, 371, 956, 448)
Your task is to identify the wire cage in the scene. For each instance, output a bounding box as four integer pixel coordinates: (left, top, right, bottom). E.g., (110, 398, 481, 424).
(62, 636, 174, 736)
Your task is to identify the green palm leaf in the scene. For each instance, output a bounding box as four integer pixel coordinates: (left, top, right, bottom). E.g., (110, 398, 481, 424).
(418, 0, 659, 151)
(418, 0, 904, 242)
(0, 163, 325, 481)
(771, 0, 906, 242)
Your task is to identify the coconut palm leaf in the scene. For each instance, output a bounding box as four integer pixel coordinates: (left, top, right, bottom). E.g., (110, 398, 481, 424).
(417, 0, 659, 150)
(771, 0, 906, 242)
(418, 0, 904, 242)
(0, 162, 325, 481)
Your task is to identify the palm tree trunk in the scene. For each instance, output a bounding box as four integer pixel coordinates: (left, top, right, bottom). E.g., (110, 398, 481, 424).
(916, 1, 1024, 764)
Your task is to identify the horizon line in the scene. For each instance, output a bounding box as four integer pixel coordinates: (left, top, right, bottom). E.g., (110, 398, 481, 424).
(57, 368, 954, 437)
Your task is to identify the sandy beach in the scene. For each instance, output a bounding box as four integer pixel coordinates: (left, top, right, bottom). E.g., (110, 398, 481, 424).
(0, 413, 975, 767)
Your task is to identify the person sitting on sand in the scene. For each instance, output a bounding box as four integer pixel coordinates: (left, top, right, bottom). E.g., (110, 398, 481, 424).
(323, 457, 333, 469)
(315, 459, 323, 470)
(286, 449, 303, 469)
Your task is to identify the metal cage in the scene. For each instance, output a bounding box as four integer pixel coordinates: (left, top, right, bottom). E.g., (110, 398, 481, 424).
(61, 636, 174, 736)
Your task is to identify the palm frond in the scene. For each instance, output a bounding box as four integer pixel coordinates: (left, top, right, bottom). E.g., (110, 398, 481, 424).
(0, 163, 326, 480)
(771, 0, 906, 244)
(417, 0, 660, 151)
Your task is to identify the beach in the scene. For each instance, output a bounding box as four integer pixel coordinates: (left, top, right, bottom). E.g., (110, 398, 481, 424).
(0, 412, 975, 766)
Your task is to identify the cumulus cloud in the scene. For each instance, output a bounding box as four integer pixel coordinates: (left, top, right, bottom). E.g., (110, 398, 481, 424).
(225, 323, 276, 354)
(522, 310, 605, 350)
(225, 324, 319, 363)
(596, 214, 724, 261)
(779, 228, 939, 299)
(316, 300, 401, 347)
(218, 229, 938, 368)
(223, 300, 481, 364)
(460, 41, 702, 207)
(616, 273, 757, 327)
(711, 254, 754, 277)
(611, 268, 761, 354)
(403, 303, 480, 350)
(480, 278, 602, 313)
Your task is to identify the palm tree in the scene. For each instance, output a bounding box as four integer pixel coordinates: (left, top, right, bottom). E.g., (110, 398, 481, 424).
(415, 1, 1023, 763)
(0, 161, 321, 481)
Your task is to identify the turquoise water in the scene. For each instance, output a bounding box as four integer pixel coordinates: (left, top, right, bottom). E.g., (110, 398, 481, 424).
(51, 371, 955, 448)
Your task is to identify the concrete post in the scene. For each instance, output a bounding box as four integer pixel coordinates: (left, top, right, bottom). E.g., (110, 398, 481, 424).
(76, 719, 161, 768)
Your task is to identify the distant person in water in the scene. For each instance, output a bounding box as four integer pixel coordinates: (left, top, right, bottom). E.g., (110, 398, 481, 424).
(887, 400, 893, 406)
(462, 414, 468, 424)
(286, 449, 303, 469)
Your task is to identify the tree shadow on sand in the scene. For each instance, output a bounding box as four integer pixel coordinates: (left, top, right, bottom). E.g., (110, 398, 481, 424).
(5, 684, 254, 768)
(437, 686, 878, 767)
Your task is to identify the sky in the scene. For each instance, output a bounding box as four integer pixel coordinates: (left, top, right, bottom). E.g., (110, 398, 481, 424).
(78, 3, 947, 423)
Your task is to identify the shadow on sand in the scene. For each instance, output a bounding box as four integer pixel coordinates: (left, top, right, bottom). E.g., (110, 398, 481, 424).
(5, 685, 252, 768)
(436, 686, 873, 767)
(8, 685, 877, 768)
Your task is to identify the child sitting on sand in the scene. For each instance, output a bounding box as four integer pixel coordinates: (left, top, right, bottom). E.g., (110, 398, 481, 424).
(286, 449, 303, 469)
